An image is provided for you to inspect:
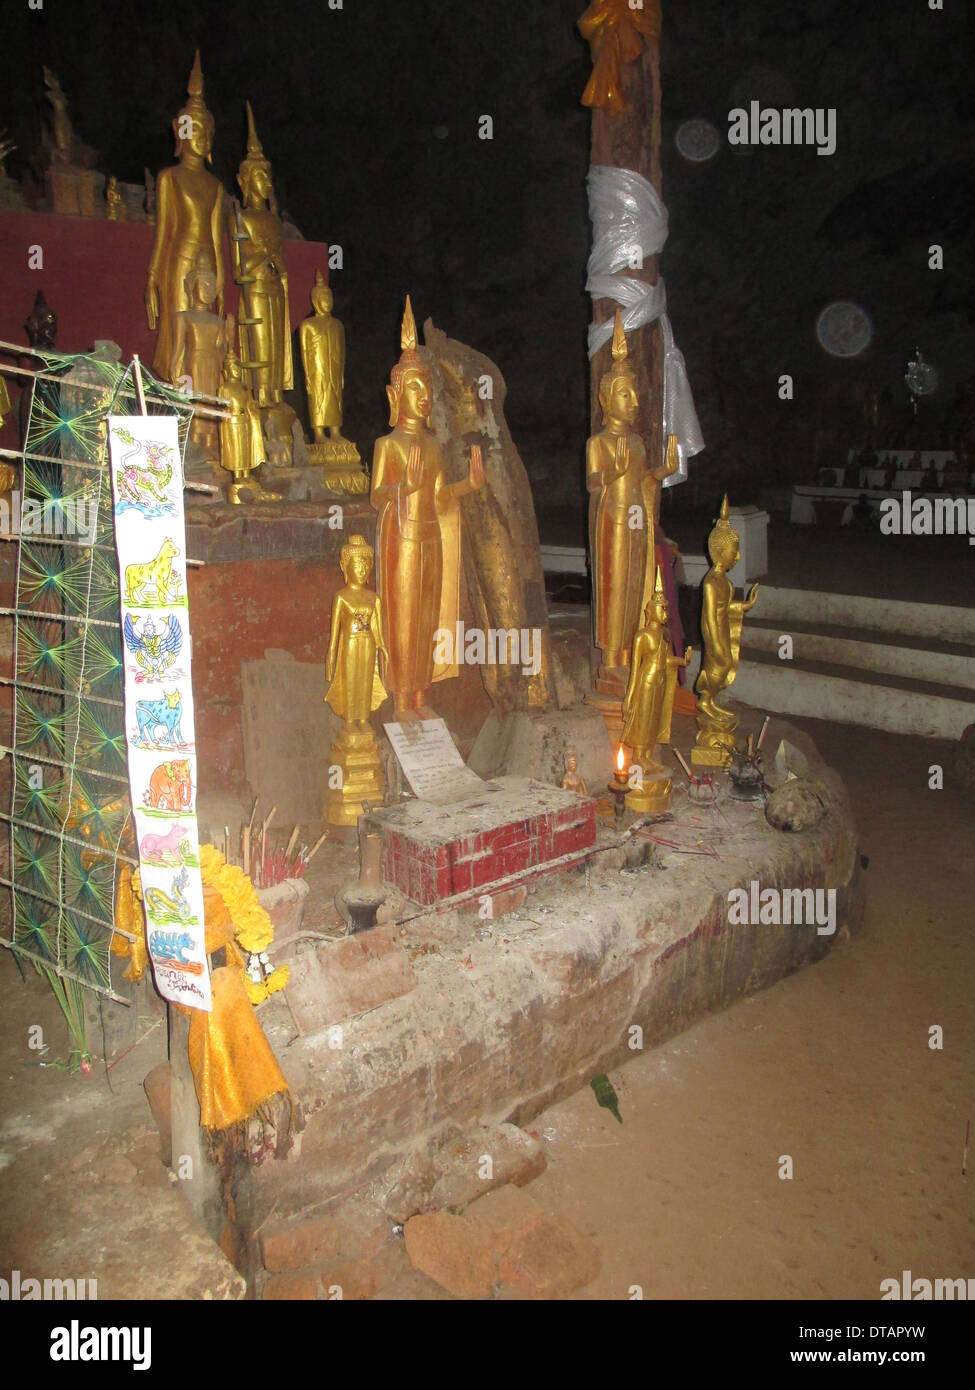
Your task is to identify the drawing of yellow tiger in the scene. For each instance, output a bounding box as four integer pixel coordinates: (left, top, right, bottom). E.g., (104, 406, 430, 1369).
(124, 538, 180, 606)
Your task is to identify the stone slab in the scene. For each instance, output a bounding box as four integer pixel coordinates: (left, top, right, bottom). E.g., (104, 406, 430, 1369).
(284, 922, 417, 1034)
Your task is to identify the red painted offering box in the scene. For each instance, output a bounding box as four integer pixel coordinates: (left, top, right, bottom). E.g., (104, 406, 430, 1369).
(367, 777, 598, 907)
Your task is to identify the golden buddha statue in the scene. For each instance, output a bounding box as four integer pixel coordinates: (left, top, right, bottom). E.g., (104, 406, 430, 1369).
(300, 271, 363, 484)
(301, 271, 344, 449)
(217, 347, 276, 504)
(561, 750, 588, 796)
(105, 175, 124, 221)
(622, 571, 691, 811)
(370, 296, 485, 721)
(324, 535, 388, 827)
(692, 496, 759, 767)
(146, 51, 226, 386)
(587, 310, 679, 695)
(232, 103, 294, 436)
(172, 254, 231, 456)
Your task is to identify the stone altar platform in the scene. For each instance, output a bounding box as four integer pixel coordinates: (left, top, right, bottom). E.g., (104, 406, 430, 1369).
(246, 714, 862, 1230)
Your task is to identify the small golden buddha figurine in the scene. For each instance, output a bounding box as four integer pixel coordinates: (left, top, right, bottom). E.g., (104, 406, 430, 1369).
(172, 254, 231, 456)
(301, 271, 345, 450)
(622, 572, 691, 811)
(232, 103, 294, 436)
(300, 271, 363, 484)
(370, 295, 485, 721)
(561, 750, 588, 796)
(217, 348, 277, 504)
(587, 310, 678, 695)
(324, 535, 388, 826)
(146, 52, 226, 386)
(692, 496, 759, 767)
(105, 175, 124, 221)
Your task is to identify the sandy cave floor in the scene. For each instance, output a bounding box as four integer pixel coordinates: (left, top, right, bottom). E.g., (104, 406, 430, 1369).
(0, 714, 972, 1302)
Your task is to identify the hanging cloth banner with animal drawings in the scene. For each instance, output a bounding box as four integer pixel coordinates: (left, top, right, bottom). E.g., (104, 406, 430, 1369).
(108, 415, 211, 1011)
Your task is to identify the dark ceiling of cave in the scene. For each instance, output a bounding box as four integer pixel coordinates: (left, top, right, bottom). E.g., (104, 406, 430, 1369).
(5, 0, 974, 506)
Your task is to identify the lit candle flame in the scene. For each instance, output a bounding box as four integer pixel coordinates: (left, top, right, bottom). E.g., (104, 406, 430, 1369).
(616, 745, 625, 774)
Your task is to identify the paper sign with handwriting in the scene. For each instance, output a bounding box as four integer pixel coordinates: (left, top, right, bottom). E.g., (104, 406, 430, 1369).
(385, 718, 488, 805)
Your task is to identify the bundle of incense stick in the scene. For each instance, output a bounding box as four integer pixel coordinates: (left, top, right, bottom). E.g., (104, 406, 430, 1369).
(672, 748, 698, 784)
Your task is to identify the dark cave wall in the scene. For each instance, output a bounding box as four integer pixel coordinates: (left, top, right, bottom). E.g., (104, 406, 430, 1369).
(4, 0, 973, 519)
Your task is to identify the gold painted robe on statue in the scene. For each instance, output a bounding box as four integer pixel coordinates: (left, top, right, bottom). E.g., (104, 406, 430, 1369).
(325, 595, 387, 721)
(371, 431, 461, 695)
(236, 207, 293, 407)
(300, 314, 344, 430)
(587, 431, 655, 664)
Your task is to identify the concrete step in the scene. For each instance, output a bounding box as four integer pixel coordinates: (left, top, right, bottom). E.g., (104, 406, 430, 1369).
(754, 586, 975, 645)
(684, 647, 975, 739)
(742, 620, 975, 691)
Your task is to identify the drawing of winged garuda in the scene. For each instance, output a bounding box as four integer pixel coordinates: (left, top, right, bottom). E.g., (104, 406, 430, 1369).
(123, 613, 183, 681)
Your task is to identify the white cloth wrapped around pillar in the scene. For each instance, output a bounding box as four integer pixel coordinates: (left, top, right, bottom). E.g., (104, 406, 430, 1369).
(586, 164, 704, 485)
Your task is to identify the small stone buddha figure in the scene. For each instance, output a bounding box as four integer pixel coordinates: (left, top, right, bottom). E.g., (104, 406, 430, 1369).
(561, 749, 588, 796)
(172, 254, 231, 456)
(146, 51, 226, 386)
(42, 66, 74, 165)
(370, 295, 485, 721)
(587, 310, 679, 695)
(692, 496, 759, 767)
(232, 102, 293, 434)
(217, 348, 272, 504)
(25, 290, 57, 351)
(622, 571, 691, 809)
(300, 271, 346, 451)
(324, 534, 388, 826)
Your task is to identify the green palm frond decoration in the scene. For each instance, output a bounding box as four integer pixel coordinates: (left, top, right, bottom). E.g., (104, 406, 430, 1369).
(84, 545, 124, 616)
(63, 843, 114, 922)
(63, 775, 129, 849)
(16, 689, 66, 758)
(18, 545, 84, 613)
(3, 346, 192, 1029)
(76, 699, 126, 772)
(13, 758, 65, 832)
(12, 894, 58, 962)
(17, 617, 83, 688)
(12, 825, 59, 896)
(63, 911, 111, 987)
(80, 626, 123, 692)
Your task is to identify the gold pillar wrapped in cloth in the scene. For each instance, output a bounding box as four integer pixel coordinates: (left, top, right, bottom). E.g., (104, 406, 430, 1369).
(621, 569, 691, 812)
(692, 496, 759, 767)
(324, 534, 388, 826)
(145, 52, 226, 387)
(370, 296, 485, 721)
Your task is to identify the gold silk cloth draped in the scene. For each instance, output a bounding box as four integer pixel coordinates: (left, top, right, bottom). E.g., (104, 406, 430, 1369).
(578, 0, 661, 116)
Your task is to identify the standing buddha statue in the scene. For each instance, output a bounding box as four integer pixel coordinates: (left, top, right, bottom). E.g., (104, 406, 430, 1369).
(145, 51, 226, 386)
(370, 296, 485, 721)
(323, 534, 388, 826)
(232, 102, 294, 438)
(621, 570, 691, 811)
(172, 254, 231, 458)
(587, 309, 678, 697)
(692, 496, 759, 766)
